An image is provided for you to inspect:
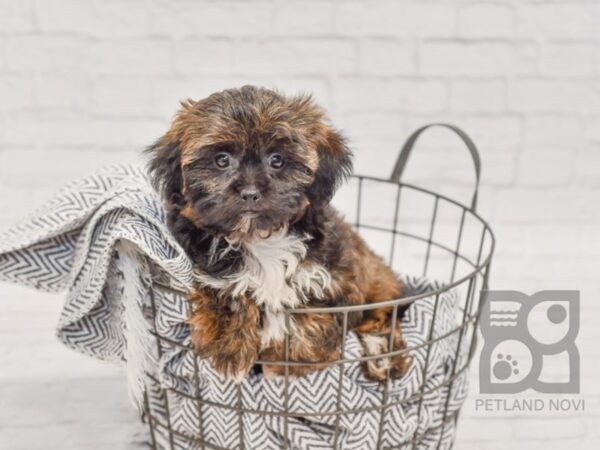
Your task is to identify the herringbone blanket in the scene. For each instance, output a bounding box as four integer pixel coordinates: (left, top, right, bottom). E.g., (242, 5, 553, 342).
(0, 165, 470, 450)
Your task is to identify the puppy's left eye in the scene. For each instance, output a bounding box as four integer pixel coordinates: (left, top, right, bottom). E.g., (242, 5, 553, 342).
(214, 153, 230, 168)
(268, 153, 284, 169)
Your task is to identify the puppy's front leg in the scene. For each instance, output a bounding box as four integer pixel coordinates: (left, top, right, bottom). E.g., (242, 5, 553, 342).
(189, 289, 261, 381)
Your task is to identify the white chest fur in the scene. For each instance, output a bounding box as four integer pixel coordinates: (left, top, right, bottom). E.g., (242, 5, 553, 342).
(196, 231, 332, 347)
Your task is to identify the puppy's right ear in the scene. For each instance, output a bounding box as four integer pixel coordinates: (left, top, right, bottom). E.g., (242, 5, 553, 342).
(146, 136, 184, 206)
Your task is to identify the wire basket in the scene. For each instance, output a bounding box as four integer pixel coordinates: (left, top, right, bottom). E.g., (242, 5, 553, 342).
(142, 124, 495, 450)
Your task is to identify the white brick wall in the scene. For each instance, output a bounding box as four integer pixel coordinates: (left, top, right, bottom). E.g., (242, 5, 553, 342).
(0, 1, 598, 449)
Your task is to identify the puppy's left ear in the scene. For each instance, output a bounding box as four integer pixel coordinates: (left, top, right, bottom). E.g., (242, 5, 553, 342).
(307, 127, 353, 207)
(146, 135, 185, 207)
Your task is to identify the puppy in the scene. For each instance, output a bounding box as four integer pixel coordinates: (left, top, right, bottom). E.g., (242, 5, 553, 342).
(147, 86, 411, 382)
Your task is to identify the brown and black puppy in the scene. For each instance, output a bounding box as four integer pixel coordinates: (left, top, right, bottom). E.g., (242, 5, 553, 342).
(147, 86, 410, 381)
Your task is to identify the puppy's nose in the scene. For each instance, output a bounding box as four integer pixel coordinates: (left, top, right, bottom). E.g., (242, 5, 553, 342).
(240, 186, 262, 204)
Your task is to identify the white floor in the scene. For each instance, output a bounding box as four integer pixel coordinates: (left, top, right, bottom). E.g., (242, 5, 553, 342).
(0, 284, 146, 450)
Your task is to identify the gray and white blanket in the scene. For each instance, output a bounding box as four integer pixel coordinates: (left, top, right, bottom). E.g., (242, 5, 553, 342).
(0, 165, 469, 450)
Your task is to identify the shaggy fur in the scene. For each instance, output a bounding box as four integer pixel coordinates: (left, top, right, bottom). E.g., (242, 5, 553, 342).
(147, 86, 411, 381)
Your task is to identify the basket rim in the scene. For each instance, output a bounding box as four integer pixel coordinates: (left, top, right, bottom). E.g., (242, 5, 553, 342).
(349, 173, 493, 232)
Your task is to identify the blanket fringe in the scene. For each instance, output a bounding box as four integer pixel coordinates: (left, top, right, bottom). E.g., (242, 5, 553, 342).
(117, 241, 156, 409)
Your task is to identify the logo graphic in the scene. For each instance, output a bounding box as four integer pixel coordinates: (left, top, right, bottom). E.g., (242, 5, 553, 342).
(479, 290, 580, 394)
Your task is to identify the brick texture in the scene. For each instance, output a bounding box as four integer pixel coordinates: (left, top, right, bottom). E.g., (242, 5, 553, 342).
(0, 1, 598, 449)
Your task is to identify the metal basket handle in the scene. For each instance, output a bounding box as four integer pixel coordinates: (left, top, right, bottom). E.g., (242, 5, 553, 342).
(390, 123, 481, 211)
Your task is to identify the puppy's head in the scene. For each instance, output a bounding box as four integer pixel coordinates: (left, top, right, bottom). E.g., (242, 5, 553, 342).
(147, 86, 352, 241)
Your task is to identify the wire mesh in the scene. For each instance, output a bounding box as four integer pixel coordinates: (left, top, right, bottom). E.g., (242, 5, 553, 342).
(141, 124, 495, 450)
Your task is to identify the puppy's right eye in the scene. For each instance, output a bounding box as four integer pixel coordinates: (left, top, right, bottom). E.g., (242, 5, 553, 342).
(214, 153, 230, 168)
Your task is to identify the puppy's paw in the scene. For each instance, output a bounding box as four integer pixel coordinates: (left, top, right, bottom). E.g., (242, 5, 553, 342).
(360, 332, 411, 382)
(210, 344, 259, 383)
